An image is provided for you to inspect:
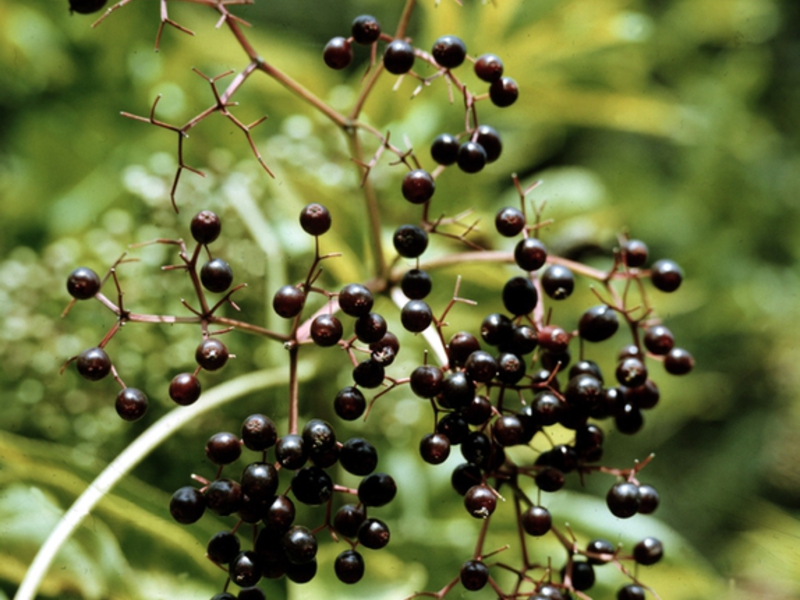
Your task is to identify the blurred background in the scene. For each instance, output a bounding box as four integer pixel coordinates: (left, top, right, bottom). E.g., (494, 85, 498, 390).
(1, 0, 798, 598)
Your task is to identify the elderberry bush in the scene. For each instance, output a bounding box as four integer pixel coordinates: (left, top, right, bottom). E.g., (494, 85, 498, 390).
(9, 1, 797, 600)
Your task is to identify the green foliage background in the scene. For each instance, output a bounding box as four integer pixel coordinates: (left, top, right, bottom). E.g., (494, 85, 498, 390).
(1, 0, 798, 598)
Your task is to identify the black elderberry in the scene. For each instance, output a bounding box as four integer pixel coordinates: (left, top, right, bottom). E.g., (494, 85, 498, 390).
(437, 412, 470, 445)
(615, 402, 644, 434)
(451, 462, 482, 495)
(410, 364, 444, 398)
(207, 531, 240, 565)
(501, 324, 538, 356)
(276, 434, 307, 470)
(616, 357, 648, 388)
(206, 432, 241, 465)
(575, 423, 605, 462)
(465, 350, 498, 383)
(357, 518, 390, 549)
(626, 379, 660, 409)
(292, 466, 333, 505)
(541, 264, 575, 299)
(420, 432, 451, 464)
(522, 505, 552, 536)
(460, 559, 489, 591)
(401, 268, 432, 300)
(569, 360, 604, 382)
(241, 414, 277, 451)
(67, 267, 101, 299)
(565, 374, 604, 412)
(299, 203, 331, 236)
(664, 347, 694, 375)
(401, 299, 433, 333)
(370, 331, 399, 365)
(238, 588, 266, 600)
(339, 283, 374, 317)
(633, 537, 663, 565)
(352, 359, 384, 388)
(492, 414, 524, 446)
(496, 352, 526, 384)
(474, 53, 504, 82)
(229, 551, 263, 588)
(502, 276, 537, 315)
(383, 39, 415, 74)
(351, 15, 381, 44)
(432, 35, 467, 69)
(241, 462, 279, 502)
(335, 549, 365, 584)
(480, 313, 513, 346)
(310, 314, 343, 347)
(532, 391, 563, 426)
(535, 466, 565, 492)
(115, 388, 148, 421)
(334, 386, 367, 420)
(449, 331, 482, 365)
(323, 37, 353, 70)
(638, 484, 660, 514)
(334, 503, 366, 538)
(562, 560, 595, 591)
(69, 0, 107, 15)
(431, 133, 460, 166)
(282, 525, 318, 564)
(650, 258, 683, 292)
(284, 557, 317, 583)
(622, 239, 649, 267)
(439, 371, 475, 410)
(340, 437, 378, 476)
(489, 77, 519, 107)
(457, 141, 487, 173)
(358, 472, 396, 507)
(464, 484, 497, 518)
(169, 372, 201, 406)
(515, 237, 548, 271)
(262, 495, 295, 533)
(238, 493, 263, 524)
(195, 338, 229, 371)
(464, 394, 493, 425)
(200, 258, 233, 293)
(393, 224, 428, 258)
(606, 481, 641, 518)
(461, 431, 492, 467)
(475, 125, 502, 163)
(495, 206, 525, 237)
(643, 324, 674, 355)
(302, 419, 336, 455)
(354, 312, 387, 343)
(579, 305, 620, 342)
(617, 584, 647, 600)
(169, 486, 205, 524)
(205, 478, 243, 516)
(190, 210, 221, 245)
(401, 169, 435, 204)
(618, 344, 643, 360)
(273, 285, 305, 318)
(76, 347, 111, 381)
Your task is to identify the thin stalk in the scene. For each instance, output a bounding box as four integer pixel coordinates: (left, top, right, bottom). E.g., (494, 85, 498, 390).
(14, 364, 313, 600)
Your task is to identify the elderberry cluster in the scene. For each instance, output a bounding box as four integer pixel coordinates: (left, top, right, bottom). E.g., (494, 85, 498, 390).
(169, 414, 395, 595)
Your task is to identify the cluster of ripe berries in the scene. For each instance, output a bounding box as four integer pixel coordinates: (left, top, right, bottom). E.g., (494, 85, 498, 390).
(169, 414, 396, 596)
(323, 15, 516, 174)
(65, 209, 246, 420)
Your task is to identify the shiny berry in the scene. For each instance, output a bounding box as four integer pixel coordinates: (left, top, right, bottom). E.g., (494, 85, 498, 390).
(334, 386, 367, 420)
(401, 300, 433, 333)
(633, 537, 663, 565)
(460, 560, 489, 591)
(115, 388, 148, 421)
(431, 133, 460, 165)
(354, 312, 387, 344)
(310, 314, 343, 347)
(334, 503, 366, 538)
(541, 264, 575, 299)
(651, 259, 683, 292)
(401, 268, 432, 299)
(352, 359, 384, 388)
(351, 15, 381, 44)
(358, 472, 396, 507)
(67, 267, 101, 299)
(457, 141, 487, 173)
(276, 434, 307, 469)
(207, 531, 240, 565)
(616, 357, 648, 387)
(200, 258, 233, 293)
(579, 305, 619, 342)
(617, 585, 647, 600)
(229, 551, 262, 588)
(292, 466, 333, 505)
(522, 505, 552, 536)
(489, 77, 519, 107)
(357, 518, 390, 549)
(474, 53, 504, 82)
(340, 437, 378, 476)
(475, 125, 502, 162)
(402, 169, 435, 204)
(190, 210, 221, 244)
(464, 484, 496, 518)
(503, 276, 537, 315)
(169, 486, 205, 524)
(205, 432, 241, 465)
(622, 239, 648, 267)
(495, 206, 525, 237)
(299, 203, 331, 236)
(76, 347, 111, 381)
(195, 338, 228, 371)
(272, 285, 305, 318)
(643, 325, 674, 355)
(339, 283, 374, 317)
(515, 237, 547, 271)
(432, 35, 467, 69)
(606, 482, 640, 518)
(383, 40, 415, 74)
(335, 549, 365, 583)
(323, 37, 353, 70)
(282, 525, 318, 564)
(420, 433, 450, 464)
(168, 373, 201, 406)
(664, 347, 694, 375)
(638, 484, 660, 514)
(410, 364, 444, 398)
(393, 224, 428, 258)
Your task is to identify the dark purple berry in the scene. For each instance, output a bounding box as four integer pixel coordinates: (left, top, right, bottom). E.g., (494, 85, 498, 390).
(282, 525, 318, 564)
(606, 482, 641, 518)
(541, 264, 575, 300)
(535, 466, 565, 492)
(340, 437, 378, 476)
(664, 347, 694, 375)
(200, 258, 233, 293)
(515, 237, 547, 271)
(334, 386, 366, 420)
(420, 432, 450, 464)
(402, 169, 435, 204)
(241, 414, 277, 451)
(352, 359, 384, 388)
(617, 584, 647, 600)
(299, 203, 331, 236)
(276, 434, 307, 470)
(522, 505, 552, 536)
(169, 486, 205, 524)
(207, 531, 240, 564)
(460, 560, 489, 591)
(206, 432, 241, 465)
(273, 285, 305, 318)
(370, 331, 400, 365)
(410, 364, 444, 398)
(502, 276, 537, 315)
(205, 478, 243, 516)
(475, 124, 502, 162)
(284, 557, 317, 583)
(354, 312, 387, 344)
(622, 239, 648, 268)
(586, 538, 615, 564)
(449, 331, 482, 365)
(334, 503, 366, 538)
(616, 357, 648, 387)
(383, 39, 415, 74)
(489, 76, 519, 107)
(229, 551, 262, 588)
(69, 0, 107, 14)
(633, 537, 663, 565)
(339, 283, 374, 317)
(401, 300, 433, 333)
(457, 141, 487, 173)
(241, 462, 279, 502)
(431, 35, 467, 69)
(440, 371, 475, 410)
(431, 133, 460, 165)
(291, 466, 333, 505)
(169, 372, 201, 406)
(480, 313, 513, 346)
(323, 37, 353, 70)
(351, 15, 381, 44)
(464, 484, 496, 518)
(465, 350, 498, 383)
(451, 462, 482, 495)
(358, 473, 396, 507)
(76, 347, 111, 381)
(190, 210, 221, 244)
(474, 53, 504, 82)
(115, 387, 148, 421)
(495, 206, 525, 237)
(638, 484, 660, 514)
(335, 549, 365, 583)
(67, 267, 101, 299)
(562, 560, 595, 591)
(651, 259, 683, 292)
(195, 338, 228, 371)
(310, 314, 343, 347)
(579, 305, 620, 342)
(393, 224, 429, 258)
(401, 268, 432, 299)
(643, 325, 674, 355)
(357, 518, 390, 549)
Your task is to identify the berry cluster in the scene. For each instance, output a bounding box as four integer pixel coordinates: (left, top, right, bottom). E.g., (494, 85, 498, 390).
(169, 414, 395, 593)
(55, 3, 697, 600)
